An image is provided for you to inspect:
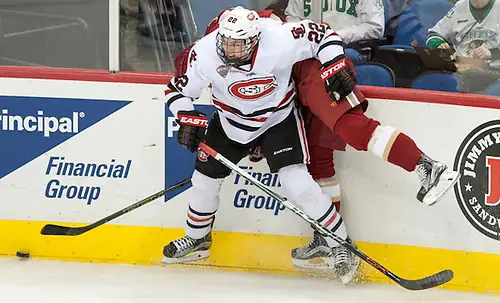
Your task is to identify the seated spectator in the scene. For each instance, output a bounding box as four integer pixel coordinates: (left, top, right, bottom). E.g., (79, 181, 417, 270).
(284, 0, 385, 64)
(383, 0, 411, 43)
(264, 0, 289, 18)
(426, 0, 500, 67)
(137, 0, 185, 42)
(426, 0, 500, 92)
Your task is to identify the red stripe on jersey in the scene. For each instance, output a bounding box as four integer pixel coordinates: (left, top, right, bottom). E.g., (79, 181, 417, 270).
(324, 32, 340, 40)
(277, 89, 295, 107)
(212, 87, 294, 122)
(213, 100, 268, 122)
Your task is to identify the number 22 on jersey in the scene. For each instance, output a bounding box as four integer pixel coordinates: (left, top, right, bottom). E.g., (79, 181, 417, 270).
(304, 0, 358, 18)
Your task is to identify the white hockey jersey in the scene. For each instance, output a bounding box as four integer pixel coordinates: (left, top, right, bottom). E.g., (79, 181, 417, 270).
(427, 0, 500, 62)
(285, 0, 385, 44)
(165, 18, 344, 144)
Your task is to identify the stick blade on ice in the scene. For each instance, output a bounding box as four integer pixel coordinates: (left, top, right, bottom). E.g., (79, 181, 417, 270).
(398, 270, 454, 290)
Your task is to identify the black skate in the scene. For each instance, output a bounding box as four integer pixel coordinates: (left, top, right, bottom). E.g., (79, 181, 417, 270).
(291, 231, 336, 270)
(332, 237, 360, 285)
(162, 233, 212, 264)
(415, 154, 460, 205)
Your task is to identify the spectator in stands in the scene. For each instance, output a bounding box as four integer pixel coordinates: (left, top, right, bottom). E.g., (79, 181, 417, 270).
(284, 0, 385, 64)
(426, 0, 500, 65)
(384, 0, 411, 42)
(265, 0, 289, 17)
(137, 0, 185, 42)
(426, 0, 500, 93)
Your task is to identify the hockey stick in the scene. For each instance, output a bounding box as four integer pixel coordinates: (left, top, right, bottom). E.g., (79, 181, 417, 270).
(199, 142, 453, 290)
(40, 178, 192, 236)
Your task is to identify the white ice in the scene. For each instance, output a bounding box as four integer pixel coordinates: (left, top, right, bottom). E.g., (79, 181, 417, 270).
(0, 258, 498, 303)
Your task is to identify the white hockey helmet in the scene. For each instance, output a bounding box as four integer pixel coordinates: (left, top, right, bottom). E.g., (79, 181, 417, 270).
(216, 7, 261, 66)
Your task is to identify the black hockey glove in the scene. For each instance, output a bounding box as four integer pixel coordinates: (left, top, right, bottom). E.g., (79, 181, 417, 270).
(176, 110, 208, 153)
(320, 55, 356, 101)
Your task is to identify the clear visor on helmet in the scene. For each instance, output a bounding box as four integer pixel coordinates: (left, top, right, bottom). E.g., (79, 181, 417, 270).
(216, 34, 259, 66)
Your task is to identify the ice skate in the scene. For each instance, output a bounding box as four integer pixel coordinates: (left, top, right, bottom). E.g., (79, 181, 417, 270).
(415, 154, 460, 205)
(291, 231, 336, 270)
(332, 237, 360, 285)
(162, 233, 212, 264)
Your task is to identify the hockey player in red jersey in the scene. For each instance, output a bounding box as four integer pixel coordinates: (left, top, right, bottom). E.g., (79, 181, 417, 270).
(166, 7, 460, 284)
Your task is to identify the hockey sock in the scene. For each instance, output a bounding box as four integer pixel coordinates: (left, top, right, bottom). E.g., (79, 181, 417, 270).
(278, 164, 347, 247)
(317, 177, 341, 212)
(186, 170, 224, 239)
(334, 108, 422, 173)
(367, 125, 422, 172)
(307, 144, 334, 180)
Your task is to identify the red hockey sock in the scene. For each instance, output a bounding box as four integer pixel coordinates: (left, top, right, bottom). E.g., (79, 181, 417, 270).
(387, 133, 422, 172)
(334, 107, 422, 173)
(334, 201, 341, 213)
(307, 144, 334, 180)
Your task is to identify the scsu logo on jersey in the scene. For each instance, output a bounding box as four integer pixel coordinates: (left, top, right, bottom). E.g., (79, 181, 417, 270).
(454, 120, 500, 240)
(228, 76, 277, 101)
(197, 149, 209, 162)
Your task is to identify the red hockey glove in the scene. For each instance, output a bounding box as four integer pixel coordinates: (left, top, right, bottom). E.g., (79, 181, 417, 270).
(176, 110, 208, 153)
(320, 55, 356, 101)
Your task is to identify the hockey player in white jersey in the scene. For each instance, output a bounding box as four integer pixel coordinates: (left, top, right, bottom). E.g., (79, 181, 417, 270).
(285, 0, 385, 45)
(426, 0, 500, 65)
(162, 6, 360, 283)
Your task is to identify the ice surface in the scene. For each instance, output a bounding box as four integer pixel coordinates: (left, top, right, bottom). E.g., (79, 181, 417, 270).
(0, 258, 497, 303)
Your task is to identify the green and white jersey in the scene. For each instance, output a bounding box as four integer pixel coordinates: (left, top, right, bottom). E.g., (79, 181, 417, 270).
(284, 0, 385, 44)
(427, 0, 500, 58)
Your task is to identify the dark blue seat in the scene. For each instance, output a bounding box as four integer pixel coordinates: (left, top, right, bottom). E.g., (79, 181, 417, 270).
(483, 81, 500, 96)
(355, 63, 395, 87)
(411, 71, 459, 92)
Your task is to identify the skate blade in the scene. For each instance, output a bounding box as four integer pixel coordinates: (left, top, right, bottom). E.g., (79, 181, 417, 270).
(161, 250, 210, 264)
(292, 257, 336, 271)
(423, 169, 460, 206)
(340, 256, 361, 285)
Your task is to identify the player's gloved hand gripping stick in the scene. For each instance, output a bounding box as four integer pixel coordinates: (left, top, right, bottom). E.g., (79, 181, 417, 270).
(198, 141, 454, 291)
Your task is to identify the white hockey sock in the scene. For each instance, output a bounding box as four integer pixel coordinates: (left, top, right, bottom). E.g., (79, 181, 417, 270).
(278, 164, 347, 247)
(186, 170, 224, 239)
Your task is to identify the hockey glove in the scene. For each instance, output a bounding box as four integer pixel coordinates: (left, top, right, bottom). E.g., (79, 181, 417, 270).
(176, 110, 208, 153)
(320, 55, 356, 101)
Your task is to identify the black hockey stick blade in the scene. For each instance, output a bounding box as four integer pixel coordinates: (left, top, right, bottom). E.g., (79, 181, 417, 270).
(40, 178, 191, 236)
(40, 223, 91, 236)
(397, 269, 454, 290)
